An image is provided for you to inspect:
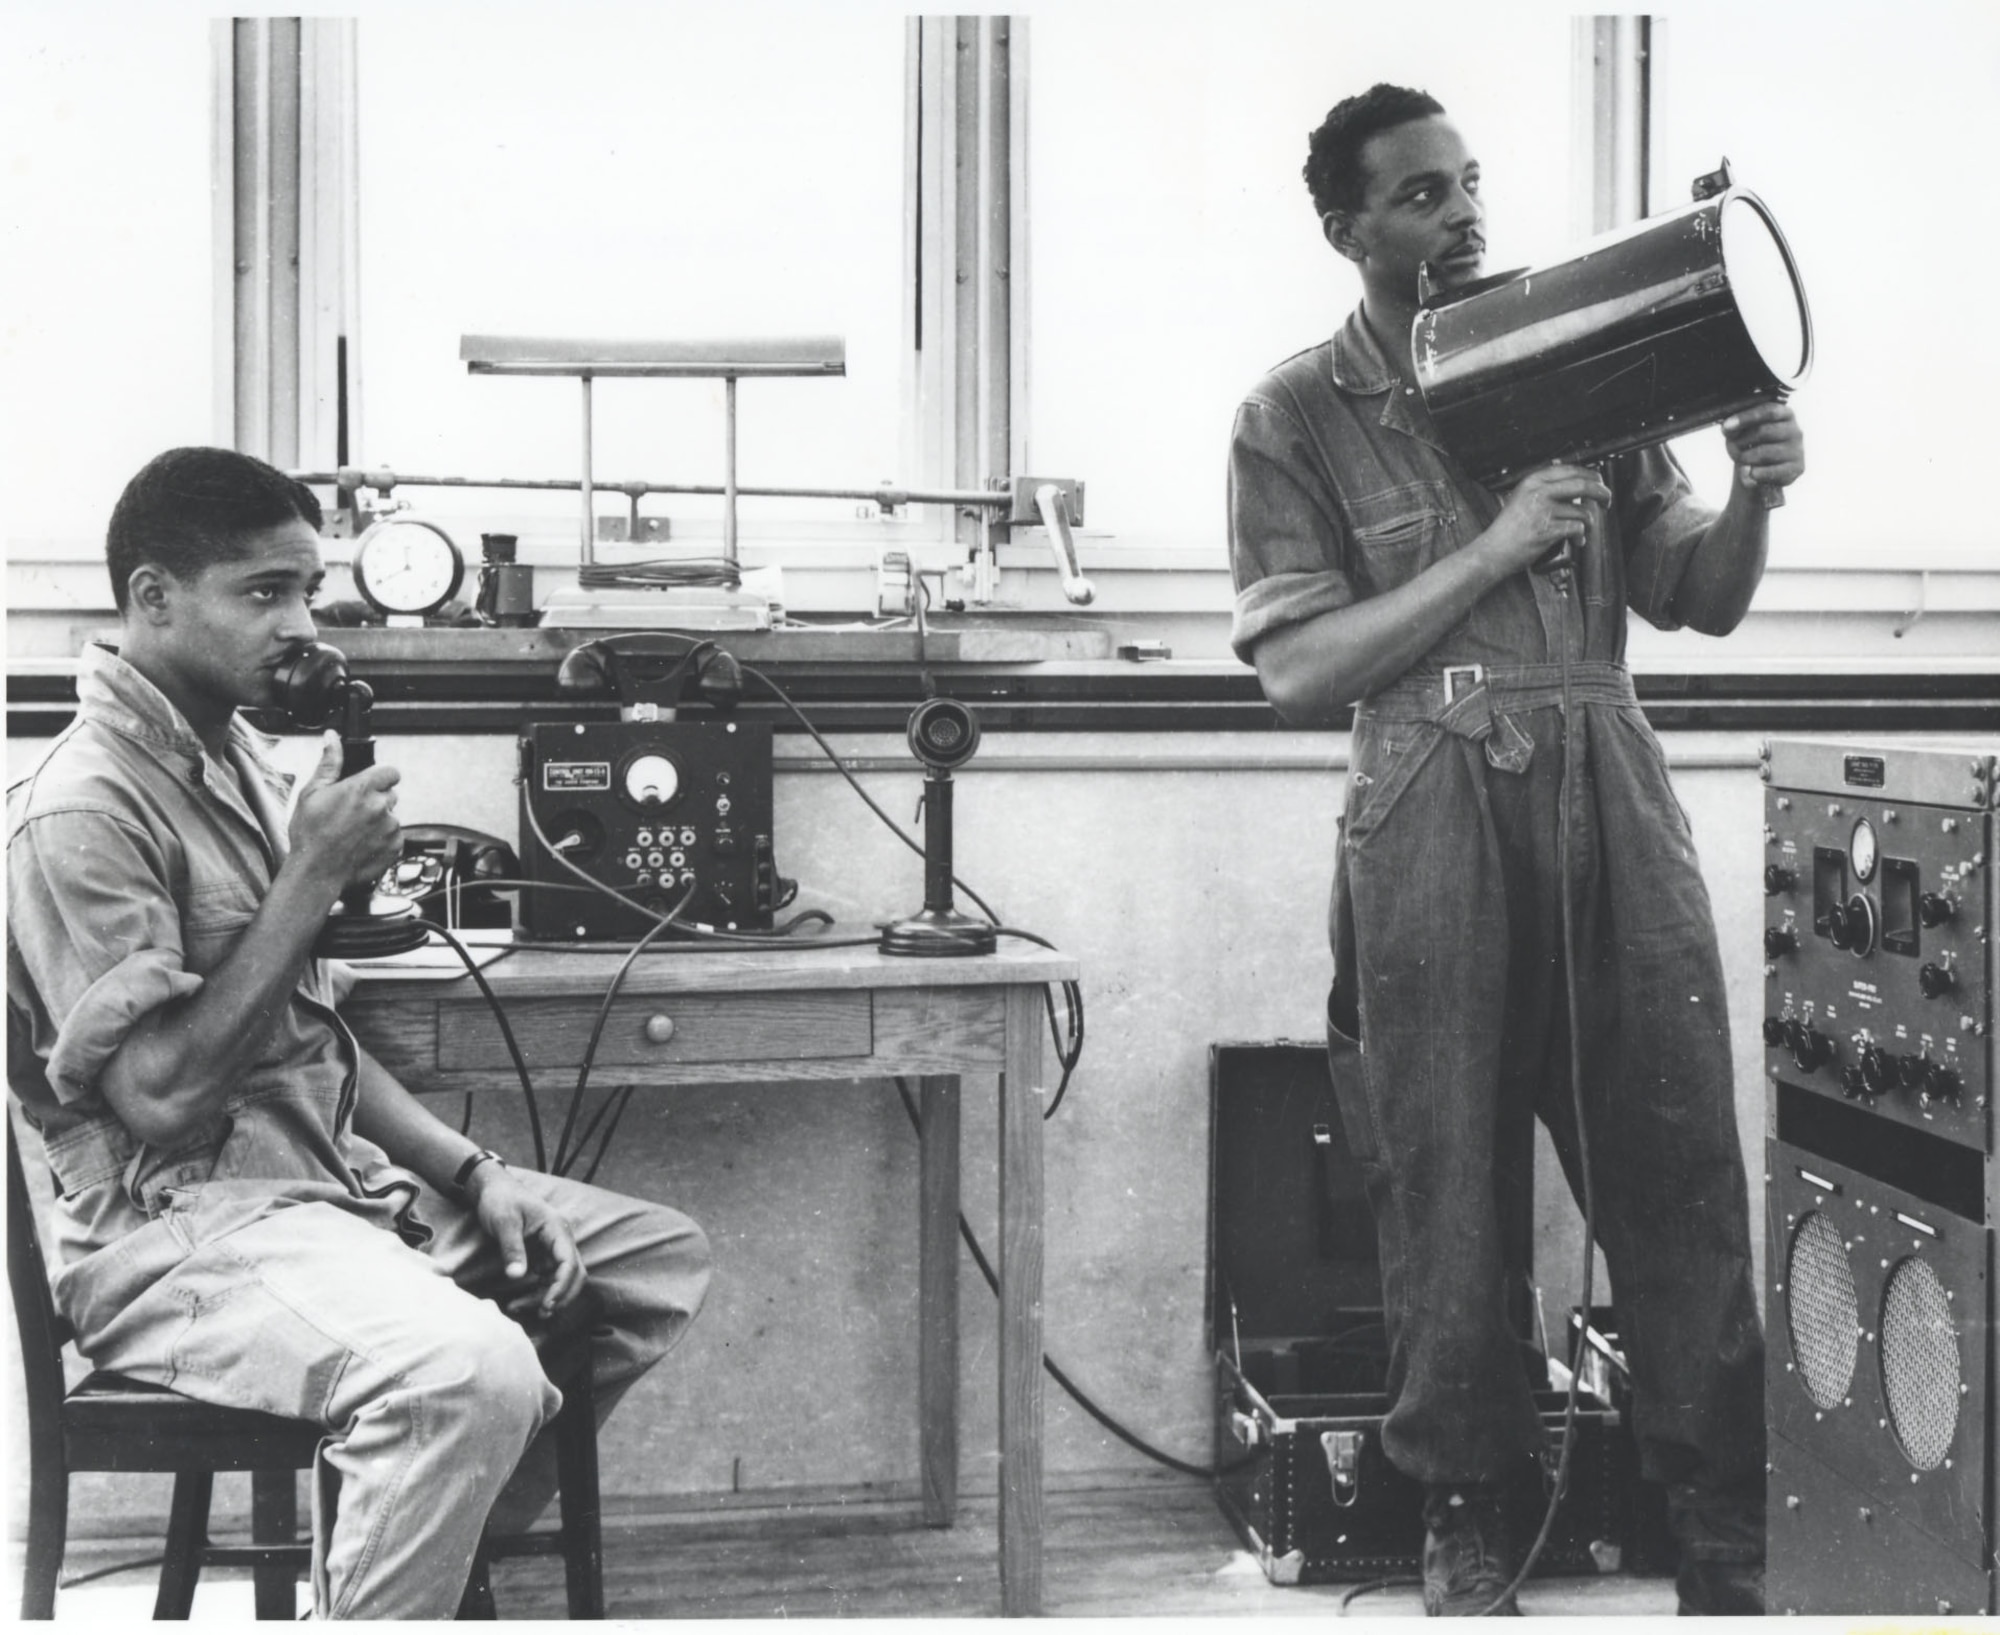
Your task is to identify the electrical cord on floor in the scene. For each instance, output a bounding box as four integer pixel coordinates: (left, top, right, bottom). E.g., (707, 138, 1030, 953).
(889, 1076, 1251, 1482)
(1340, 1574, 1424, 1611)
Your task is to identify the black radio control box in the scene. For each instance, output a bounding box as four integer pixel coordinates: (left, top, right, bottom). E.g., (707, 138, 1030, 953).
(517, 719, 776, 939)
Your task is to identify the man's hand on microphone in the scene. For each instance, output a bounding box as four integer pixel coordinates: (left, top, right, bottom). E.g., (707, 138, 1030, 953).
(288, 729, 403, 901)
(1481, 463, 1614, 575)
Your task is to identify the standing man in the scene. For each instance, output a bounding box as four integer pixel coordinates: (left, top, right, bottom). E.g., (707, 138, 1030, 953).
(1227, 85, 1802, 1616)
(7, 446, 713, 1618)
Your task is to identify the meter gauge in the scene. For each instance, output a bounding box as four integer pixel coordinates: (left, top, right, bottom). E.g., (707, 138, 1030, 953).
(1848, 815, 1879, 884)
(621, 752, 682, 809)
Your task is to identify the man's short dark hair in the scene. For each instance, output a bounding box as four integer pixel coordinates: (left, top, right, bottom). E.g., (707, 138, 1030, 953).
(1303, 83, 1447, 220)
(106, 447, 322, 613)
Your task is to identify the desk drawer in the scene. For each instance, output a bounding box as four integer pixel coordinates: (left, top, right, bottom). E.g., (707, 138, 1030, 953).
(438, 989, 872, 1070)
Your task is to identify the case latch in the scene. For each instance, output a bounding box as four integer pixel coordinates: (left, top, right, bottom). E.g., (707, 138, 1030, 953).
(1320, 1429, 1364, 1508)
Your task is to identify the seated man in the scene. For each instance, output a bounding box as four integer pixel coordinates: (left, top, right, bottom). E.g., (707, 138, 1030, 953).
(7, 446, 713, 1619)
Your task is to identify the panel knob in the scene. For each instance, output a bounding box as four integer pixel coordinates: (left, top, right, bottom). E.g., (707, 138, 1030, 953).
(1919, 962, 1956, 999)
(1764, 863, 1797, 896)
(1784, 1019, 1835, 1074)
(1919, 892, 1955, 928)
(1829, 894, 1877, 957)
(1922, 1061, 1962, 1106)
(644, 1013, 676, 1044)
(1764, 925, 1798, 957)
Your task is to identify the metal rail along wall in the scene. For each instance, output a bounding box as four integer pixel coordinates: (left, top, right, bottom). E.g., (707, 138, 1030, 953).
(1760, 738, 1997, 1615)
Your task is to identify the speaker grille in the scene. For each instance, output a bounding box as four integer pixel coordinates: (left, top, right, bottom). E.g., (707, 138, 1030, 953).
(1785, 1211, 1857, 1409)
(1880, 1256, 1961, 1470)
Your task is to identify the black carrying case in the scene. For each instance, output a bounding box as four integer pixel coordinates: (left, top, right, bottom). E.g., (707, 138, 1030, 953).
(1206, 1041, 1651, 1585)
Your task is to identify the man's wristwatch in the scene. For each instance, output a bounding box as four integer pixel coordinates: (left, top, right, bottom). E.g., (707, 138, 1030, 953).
(451, 1148, 506, 1199)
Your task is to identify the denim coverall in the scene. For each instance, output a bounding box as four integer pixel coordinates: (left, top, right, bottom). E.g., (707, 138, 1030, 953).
(7, 645, 713, 1618)
(1226, 311, 1765, 1527)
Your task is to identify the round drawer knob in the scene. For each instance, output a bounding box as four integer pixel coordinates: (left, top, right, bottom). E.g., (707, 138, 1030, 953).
(644, 1014, 676, 1044)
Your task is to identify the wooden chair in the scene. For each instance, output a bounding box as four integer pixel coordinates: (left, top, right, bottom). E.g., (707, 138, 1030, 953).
(8, 1120, 606, 1619)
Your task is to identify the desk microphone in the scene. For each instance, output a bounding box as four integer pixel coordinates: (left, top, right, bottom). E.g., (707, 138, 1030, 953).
(271, 642, 429, 960)
(880, 698, 996, 958)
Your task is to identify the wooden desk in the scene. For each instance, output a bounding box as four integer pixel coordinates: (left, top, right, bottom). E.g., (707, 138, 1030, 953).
(343, 940, 1077, 1617)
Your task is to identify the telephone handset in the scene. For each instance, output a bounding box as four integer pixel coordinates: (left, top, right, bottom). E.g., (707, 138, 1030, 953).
(272, 642, 429, 958)
(376, 824, 520, 932)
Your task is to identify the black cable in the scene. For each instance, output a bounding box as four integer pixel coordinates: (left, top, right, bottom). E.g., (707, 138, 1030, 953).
(516, 792, 829, 947)
(422, 921, 547, 1172)
(739, 661, 1005, 927)
(550, 885, 691, 1177)
(1477, 539, 1601, 1617)
(508, 661, 1089, 1182)
(739, 658, 1087, 1118)
(578, 1086, 637, 1186)
(1340, 1574, 1424, 1612)
(514, 667, 1088, 1109)
(987, 928, 1085, 1121)
(888, 1077, 1246, 1481)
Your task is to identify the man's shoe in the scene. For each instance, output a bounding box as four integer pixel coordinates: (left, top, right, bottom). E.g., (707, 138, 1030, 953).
(1675, 1558, 1764, 1616)
(1421, 1486, 1522, 1616)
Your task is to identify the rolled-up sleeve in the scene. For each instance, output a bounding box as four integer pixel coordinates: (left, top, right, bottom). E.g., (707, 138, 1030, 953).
(1228, 397, 1356, 662)
(1620, 443, 1720, 631)
(9, 807, 203, 1106)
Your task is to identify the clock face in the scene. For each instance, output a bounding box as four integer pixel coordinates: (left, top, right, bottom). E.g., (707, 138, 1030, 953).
(353, 519, 464, 616)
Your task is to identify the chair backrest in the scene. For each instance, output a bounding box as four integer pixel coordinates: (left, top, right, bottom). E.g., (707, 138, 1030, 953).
(7, 1110, 77, 1428)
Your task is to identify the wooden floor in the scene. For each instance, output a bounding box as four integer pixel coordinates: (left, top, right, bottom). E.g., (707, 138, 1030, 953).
(52, 1474, 1681, 1620)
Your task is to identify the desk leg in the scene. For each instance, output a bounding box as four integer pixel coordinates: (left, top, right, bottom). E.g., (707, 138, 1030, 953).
(917, 1073, 960, 1528)
(998, 986, 1046, 1616)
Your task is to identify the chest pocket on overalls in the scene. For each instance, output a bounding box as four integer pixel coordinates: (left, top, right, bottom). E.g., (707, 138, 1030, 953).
(1344, 480, 1457, 599)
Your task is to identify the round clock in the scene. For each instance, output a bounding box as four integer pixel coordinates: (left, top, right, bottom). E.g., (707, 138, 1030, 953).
(351, 517, 465, 619)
